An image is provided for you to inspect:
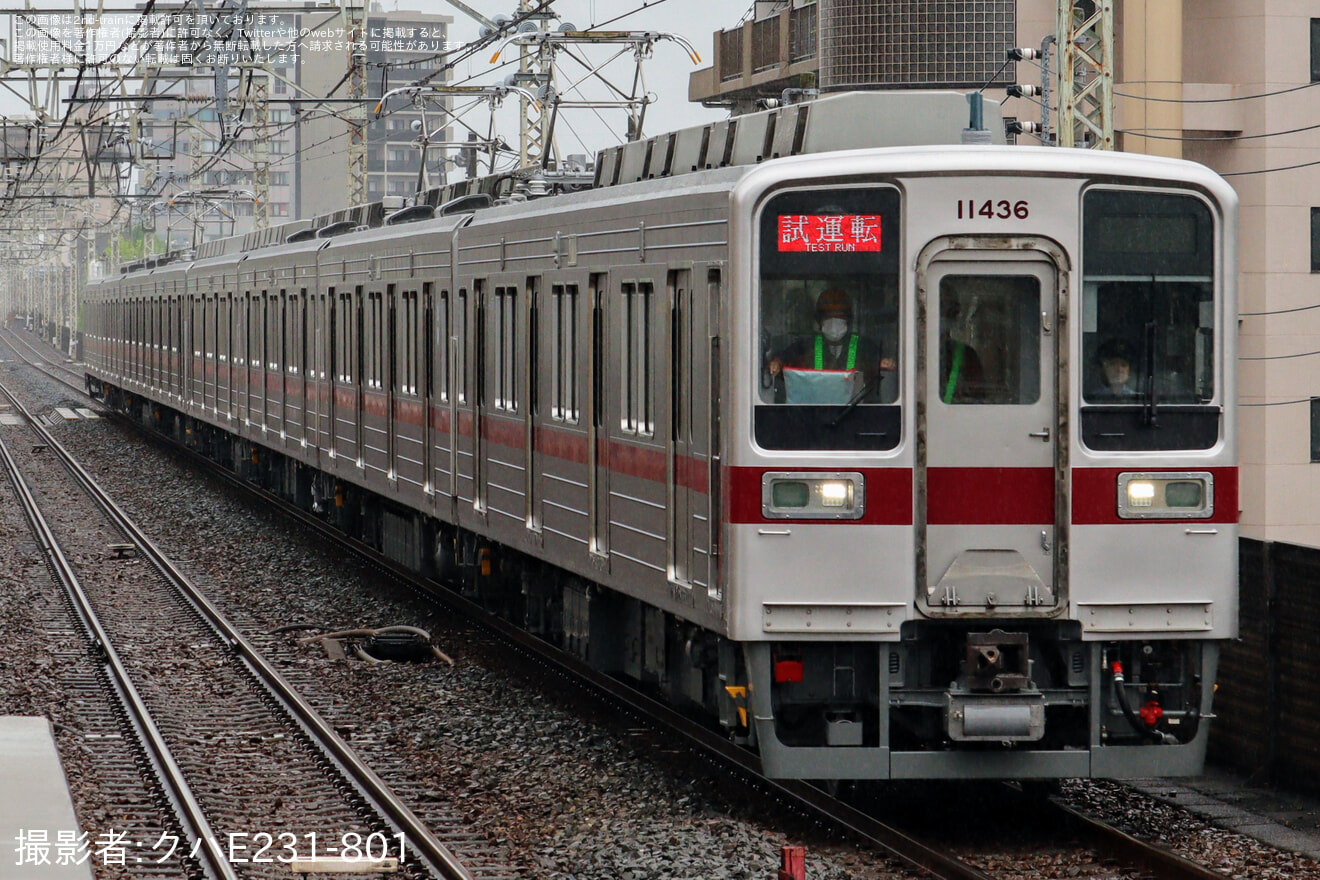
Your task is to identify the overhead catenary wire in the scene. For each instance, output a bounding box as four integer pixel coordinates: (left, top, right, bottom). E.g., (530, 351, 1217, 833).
(1115, 80, 1320, 104)
(1118, 119, 1320, 142)
(1241, 302, 1320, 317)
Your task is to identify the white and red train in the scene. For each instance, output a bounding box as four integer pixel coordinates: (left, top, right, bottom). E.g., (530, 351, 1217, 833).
(82, 92, 1238, 780)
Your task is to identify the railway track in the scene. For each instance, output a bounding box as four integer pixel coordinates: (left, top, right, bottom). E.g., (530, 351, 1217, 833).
(2, 324, 1239, 880)
(0, 366, 502, 880)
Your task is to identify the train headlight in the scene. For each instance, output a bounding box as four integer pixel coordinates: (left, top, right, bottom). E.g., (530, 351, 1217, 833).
(1117, 472, 1213, 519)
(819, 481, 852, 507)
(762, 472, 865, 520)
(1126, 481, 1156, 508)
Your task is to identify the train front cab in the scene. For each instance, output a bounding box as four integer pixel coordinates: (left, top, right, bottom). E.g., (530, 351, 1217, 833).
(727, 150, 1237, 781)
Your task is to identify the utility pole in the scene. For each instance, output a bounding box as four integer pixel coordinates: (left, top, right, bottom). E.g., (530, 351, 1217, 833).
(345, 0, 368, 205)
(249, 65, 271, 228)
(1055, 0, 1113, 149)
(517, 0, 551, 168)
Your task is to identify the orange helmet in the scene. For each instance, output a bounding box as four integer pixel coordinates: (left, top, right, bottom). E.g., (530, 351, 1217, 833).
(815, 288, 853, 321)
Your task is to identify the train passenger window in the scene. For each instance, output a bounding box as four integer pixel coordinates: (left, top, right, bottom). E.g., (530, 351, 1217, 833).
(937, 276, 1040, 406)
(495, 286, 518, 412)
(527, 278, 540, 416)
(1081, 190, 1218, 451)
(755, 186, 901, 451)
(551, 284, 580, 423)
(434, 287, 449, 402)
(373, 291, 385, 390)
(402, 290, 416, 396)
(456, 289, 467, 405)
(620, 282, 654, 436)
(336, 290, 353, 383)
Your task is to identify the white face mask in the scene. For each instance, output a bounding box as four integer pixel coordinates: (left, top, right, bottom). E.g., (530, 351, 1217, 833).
(821, 318, 849, 343)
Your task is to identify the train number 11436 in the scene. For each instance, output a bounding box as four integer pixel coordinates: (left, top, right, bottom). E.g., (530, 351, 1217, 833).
(957, 199, 1030, 220)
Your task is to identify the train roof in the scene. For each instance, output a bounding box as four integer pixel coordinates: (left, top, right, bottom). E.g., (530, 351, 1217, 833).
(104, 91, 1233, 283)
(126, 91, 1004, 273)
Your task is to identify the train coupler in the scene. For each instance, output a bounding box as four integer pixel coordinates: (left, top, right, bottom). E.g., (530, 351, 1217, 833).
(946, 691, 1045, 742)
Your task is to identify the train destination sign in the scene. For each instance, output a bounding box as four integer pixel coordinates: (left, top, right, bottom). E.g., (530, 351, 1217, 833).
(777, 214, 882, 252)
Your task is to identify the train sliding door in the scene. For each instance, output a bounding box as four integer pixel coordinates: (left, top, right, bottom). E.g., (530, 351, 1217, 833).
(667, 269, 694, 586)
(917, 247, 1064, 616)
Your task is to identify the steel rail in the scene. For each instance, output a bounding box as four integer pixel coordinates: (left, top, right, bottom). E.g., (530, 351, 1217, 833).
(6, 326, 1237, 880)
(0, 387, 238, 880)
(188, 432, 1239, 880)
(1047, 797, 1232, 880)
(99, 393, 995, 880)
(0, 374, 476, 880)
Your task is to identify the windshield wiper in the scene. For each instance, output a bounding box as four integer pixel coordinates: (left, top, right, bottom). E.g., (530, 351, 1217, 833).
(827, 373, 881, 429)
(1142, 321, 1160, 427)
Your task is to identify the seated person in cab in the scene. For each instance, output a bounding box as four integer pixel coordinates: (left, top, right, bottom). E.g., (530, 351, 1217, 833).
(1090, 339, 1140, 400)
(767, 288, 895, 404)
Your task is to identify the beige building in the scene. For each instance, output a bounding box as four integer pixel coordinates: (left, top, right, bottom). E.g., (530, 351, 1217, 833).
(691, 0, 1320, 546)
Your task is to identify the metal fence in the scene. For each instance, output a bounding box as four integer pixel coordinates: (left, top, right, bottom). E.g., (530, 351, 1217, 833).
(1211, 539, 1320, 790)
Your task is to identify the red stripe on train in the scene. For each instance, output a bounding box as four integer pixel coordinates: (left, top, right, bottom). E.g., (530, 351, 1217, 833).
(1071, 466, 1238, 525)
(927, 467, 1055, 525)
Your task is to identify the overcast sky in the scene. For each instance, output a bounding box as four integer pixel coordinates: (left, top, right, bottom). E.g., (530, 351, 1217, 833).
(399, 0, 743, 157)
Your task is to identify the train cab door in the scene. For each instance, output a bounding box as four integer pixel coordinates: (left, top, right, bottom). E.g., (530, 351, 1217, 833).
(917, 245, 1065, 617)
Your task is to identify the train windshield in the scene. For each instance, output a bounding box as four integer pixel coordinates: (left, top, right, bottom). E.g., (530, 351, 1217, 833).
(1081, 189, 1218, 450)
(755, 186, 901, 451)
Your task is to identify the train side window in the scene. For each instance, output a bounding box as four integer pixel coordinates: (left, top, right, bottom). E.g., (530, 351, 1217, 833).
(410, 290, 419, 395)
(398, 289, 410, 395)
(527, 277, 540, 417)
(273, 290, 284, 372)
(403, 288, 416, 396)
(381, 286, 393, 393)
(620, 282, 636, 432)
(219, 295, 229, 364)
(284, 291, 293, 375)
(344, 291, 354, 384)
(495, 285, 518, 412)
(638, 282, 654, 436)
(354, 285, 365, 388)
(364, 290, 373, 389)
(551, 283, 580, 423)
(440, 286, 451, 403)
(456, 289, 467, 405)
(669, 272, 688, 443)
(363, 292, 372, 387)
(619, 282, 654, 436)
(591, 278, 605, 430)
(298, 289, 308, 376)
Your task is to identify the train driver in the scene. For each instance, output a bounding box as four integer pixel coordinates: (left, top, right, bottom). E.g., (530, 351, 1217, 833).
(766, 288, 896, 404)
(1089, 338, 1140, 400)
